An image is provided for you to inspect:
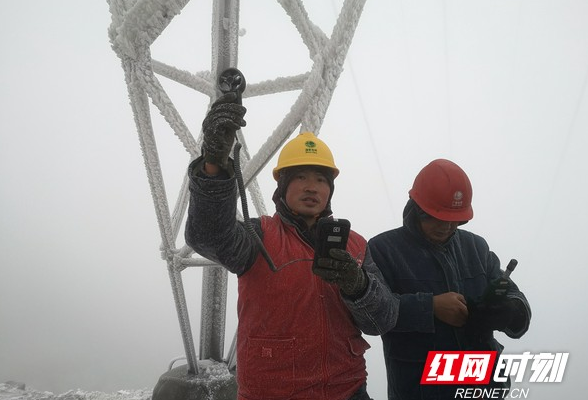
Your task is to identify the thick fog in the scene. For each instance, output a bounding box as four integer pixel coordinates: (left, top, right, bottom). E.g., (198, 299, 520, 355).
(1, 1, 587, 399)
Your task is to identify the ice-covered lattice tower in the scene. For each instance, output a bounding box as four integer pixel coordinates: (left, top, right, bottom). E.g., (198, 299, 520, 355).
(107, 0, 366, 397)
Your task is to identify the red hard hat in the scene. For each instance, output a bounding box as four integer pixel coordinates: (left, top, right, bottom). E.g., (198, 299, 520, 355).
(409, 159, 474, 222)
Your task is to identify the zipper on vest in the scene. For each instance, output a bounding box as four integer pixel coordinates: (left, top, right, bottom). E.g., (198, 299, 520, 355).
(315, 274, 329, 399)
(296, 224, 330, 398)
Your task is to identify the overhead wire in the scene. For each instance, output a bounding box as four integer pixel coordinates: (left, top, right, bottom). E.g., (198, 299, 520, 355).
(327, 0, 396, 214)
(539, 60, 588, 223)
(442, 0, 454, 155)
(507, 0, 584, 256)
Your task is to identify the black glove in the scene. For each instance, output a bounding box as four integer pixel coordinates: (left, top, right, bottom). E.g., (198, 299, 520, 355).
(467, 298, 522, 332)
(480, 275, 513, 304)
(201, 92, 247, 169)
(313, 248, 367, 298)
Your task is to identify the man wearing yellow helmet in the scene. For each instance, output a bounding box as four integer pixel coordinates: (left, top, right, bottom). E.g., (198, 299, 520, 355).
(185, 93, 396, 400)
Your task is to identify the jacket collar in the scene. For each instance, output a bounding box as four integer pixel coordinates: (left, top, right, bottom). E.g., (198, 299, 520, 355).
(403, 199, 456, 249)
(272, 193, 333, 246)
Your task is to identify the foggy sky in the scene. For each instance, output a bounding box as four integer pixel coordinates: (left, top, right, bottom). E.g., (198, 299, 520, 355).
(1, 1, 587, 399)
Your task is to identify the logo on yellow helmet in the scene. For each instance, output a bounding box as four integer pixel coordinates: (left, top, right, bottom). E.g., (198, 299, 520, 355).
(305, 140, 317, 154)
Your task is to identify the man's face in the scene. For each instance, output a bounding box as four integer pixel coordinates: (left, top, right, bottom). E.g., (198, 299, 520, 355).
(285, 168, 331, 225)
(419, 216, 459, 244)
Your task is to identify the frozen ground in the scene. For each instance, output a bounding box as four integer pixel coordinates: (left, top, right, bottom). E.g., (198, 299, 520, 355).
(0, 382, 151, 400)
(0, 360, 233, 400)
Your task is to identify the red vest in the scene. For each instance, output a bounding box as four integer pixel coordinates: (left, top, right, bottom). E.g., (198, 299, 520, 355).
(236, 214, 370, 400)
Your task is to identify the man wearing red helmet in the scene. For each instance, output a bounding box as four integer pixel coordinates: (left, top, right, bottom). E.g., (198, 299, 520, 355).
(364, 159, 531, 400)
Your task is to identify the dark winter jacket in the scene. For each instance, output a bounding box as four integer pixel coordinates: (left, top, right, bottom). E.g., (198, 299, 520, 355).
(367, 199, 531, 400)
(184, 157, 396, 400)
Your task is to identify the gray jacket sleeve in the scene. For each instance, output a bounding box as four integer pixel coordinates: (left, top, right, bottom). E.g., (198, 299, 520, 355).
(184, 157, 261, 275)
(343, 247, 399, 335)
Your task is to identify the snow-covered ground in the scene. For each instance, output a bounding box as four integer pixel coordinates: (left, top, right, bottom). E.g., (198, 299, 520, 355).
(0, 382, 151, 400)
(0, 361, 233, 400)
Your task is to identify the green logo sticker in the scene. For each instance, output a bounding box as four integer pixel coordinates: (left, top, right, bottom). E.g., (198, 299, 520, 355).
(304, 140, 317, 154)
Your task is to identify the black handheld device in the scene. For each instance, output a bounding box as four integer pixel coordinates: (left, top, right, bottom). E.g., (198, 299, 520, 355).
(218, 67, 246, 104)
(313, 218, 351, 262)
(482, 259, 518, 302)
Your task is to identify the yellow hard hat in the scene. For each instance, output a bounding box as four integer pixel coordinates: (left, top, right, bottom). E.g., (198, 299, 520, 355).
(272, 132, 339, 180)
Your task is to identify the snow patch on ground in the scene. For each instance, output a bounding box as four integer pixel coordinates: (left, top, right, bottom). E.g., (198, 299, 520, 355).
(0, 382, 152, 400)
(0, 360, 233, 399)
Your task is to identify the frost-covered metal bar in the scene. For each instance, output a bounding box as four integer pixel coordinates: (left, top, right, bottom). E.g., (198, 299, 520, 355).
(110, 0, 191, 60)
(107, 0, 199, 375)
(279, 0, 327, 58)
(198, 0, 241, 364)
(301, 0, 367, 133)
(152, 60, 215, 97)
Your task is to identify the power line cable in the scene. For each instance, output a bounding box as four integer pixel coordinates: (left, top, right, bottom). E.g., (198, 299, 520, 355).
(442, 0, 453, 155)
(327, 0, 397, 214)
